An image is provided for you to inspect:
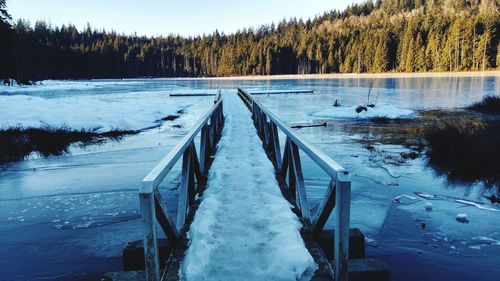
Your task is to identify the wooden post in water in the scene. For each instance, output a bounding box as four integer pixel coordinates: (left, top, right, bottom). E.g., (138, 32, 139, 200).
(139, 190, 161, 281)
(177, 147, 192, 229)
(335, 173, 351, 281)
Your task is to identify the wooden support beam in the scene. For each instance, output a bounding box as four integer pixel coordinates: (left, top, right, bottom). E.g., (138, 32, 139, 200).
(153, 190, 179, 244)
(267, 122, 275, 157)
(139, 192, 161, 281)
(312, 179, 336, 234)
(169, 93, 215, 97)
(250, 89, 314, 95)
(280, 138, 291, 179)
(259, 110, 265, 137)
(289, 142, 312, 224)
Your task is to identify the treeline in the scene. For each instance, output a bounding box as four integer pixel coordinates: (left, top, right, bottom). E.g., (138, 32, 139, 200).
(0, 0, 499, 81)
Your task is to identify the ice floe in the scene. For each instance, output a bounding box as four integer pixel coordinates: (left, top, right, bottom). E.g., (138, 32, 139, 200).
(309, 103, 415, 119)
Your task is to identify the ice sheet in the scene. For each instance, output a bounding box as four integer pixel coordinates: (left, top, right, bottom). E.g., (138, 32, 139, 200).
(0, 92, 190, 132)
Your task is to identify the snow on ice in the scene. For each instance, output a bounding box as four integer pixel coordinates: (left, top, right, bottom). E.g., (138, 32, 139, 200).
(0, 92, 189, 132)
(309, 103, 415, 119)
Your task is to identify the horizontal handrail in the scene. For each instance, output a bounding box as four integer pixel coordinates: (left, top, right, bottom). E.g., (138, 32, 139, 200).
(141, 97, 223, 194)
(238, 88, 347, 178)
(140, 93, 224, 281)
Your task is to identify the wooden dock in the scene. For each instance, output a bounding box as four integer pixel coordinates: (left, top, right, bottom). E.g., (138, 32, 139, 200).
(169, 89, 313, 97)
(106, 89, 389, 281)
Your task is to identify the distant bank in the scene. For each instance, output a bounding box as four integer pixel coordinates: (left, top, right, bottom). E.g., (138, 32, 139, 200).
(199, 71, 500, 81)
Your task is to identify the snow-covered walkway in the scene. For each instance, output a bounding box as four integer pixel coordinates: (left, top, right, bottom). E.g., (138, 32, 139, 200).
(179, 92, 317, 280)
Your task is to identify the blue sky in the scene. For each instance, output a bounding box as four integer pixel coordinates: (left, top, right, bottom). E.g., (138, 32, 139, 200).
(8, 0, 363, 37)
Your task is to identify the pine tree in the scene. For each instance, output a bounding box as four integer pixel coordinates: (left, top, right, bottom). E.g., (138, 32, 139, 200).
(496, 43, 500, 70)
(415, 32, 426, 71)
(373, 34, 389, 72)
(0, 0, 11, 24)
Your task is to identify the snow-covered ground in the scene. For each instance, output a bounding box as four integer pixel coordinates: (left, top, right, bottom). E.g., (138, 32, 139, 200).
(180, 92, 317, 281)
(0, 92, 190, 132)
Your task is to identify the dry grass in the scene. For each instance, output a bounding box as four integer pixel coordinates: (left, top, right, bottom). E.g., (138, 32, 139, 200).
(0, 126, 137, 164)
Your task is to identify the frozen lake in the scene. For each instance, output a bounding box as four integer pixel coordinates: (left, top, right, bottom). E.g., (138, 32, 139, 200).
(1, 75, 500, 280)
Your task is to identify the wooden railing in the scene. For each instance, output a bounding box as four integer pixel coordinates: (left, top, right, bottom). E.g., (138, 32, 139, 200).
(238, 88, 352, 281)
(139, 94, 224, 281)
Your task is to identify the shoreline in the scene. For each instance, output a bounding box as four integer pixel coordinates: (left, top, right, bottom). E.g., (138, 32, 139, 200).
(2, 71, 498, 85)
(194, 70, 500, 80)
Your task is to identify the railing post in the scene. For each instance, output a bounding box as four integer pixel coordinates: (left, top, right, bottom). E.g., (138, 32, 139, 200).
(252, 103, 258, 127)
(255, 108, 261, 134)
(270, 122, 281, 169)
(334, 173, 351, 281)
(139, 189, 161, 281)
(219, 103, 224, 134)
(209, 118, 215, 150)
(211, 113, 217, 142)
(199, 124, 209, 175)
(259, 110, 264, 135)
(177, 148, 192, 229)
(287, 139, 296, 200)
(187, 146, 196, 205)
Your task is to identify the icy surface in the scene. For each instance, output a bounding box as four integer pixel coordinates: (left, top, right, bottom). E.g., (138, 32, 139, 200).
(309, 103, 415, 119)
(0, 92, 189, 132)
(1, 76, 499, 281)
(180, 92, 317, 281)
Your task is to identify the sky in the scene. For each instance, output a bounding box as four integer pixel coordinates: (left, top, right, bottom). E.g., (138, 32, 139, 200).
(8, 0, 364, 37)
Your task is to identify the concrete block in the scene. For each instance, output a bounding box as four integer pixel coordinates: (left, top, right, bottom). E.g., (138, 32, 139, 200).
(315, 228, 365, 260)
(348, 258, 391, 281)
(122, 239, 172, 271)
